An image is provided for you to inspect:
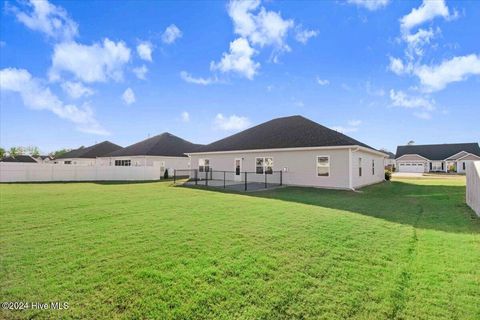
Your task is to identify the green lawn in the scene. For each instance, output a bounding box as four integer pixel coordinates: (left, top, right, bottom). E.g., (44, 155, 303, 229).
(1, 177, 479, 319)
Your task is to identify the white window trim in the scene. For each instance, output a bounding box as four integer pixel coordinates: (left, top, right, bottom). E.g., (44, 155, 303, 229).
(316, 155, 330, 177)
(255, 157, 274, 175)
(198, 158, 210, 172)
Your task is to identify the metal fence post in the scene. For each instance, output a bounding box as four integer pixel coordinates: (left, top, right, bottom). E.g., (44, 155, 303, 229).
(265, 172, 267, 188)
(223, 171, 226, 189)
(195, 169, 198, 185)
(280, 170, 282, 186)
(173, 169, 176, 184)
(205, 170, 208, 186)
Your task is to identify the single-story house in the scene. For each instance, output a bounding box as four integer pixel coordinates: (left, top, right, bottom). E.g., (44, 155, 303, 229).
(1, 155, 39, 163)
(98, 133, 202, 175)
(55, 141, 122, 165)
(186, 115, 387, 190)
(395, 143, 480, 173)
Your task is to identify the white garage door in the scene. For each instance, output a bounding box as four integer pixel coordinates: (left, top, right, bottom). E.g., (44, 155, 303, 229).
(398, 162, 424, 173)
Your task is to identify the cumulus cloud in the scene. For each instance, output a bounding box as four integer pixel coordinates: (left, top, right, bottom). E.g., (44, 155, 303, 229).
(181, 111, 190, 122)
(347, 0, 390, 11)
(11, 0, 78, 41)
(210, 38, 259, 80)
(122, 88, 135, 105)
(400, 0, 456, 32)
(49, 39, 131, 83)
(61, 81, 94, 99)
(133, 65, 148, 80)
(413, 54, 480, 92)
(403, 27, 438, 58)
(295, 26, 318, 44)
(180, 71, 216, 85)
(214, 113, 251, 131)
(0, 68, 107, 135)
(137, 41, 153, 61)
(162, 24, 182, 44)
(389, 89, 434, 111)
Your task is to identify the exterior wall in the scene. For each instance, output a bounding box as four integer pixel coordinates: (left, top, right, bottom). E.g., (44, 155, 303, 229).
(189, 147, 385, 190)
(54, 158, 96, 166)
(456, 155, 480, 173)
(97, 156, 190, 175)
(351, 149, 385, 188)
(466, 161, 480, 217)
(0, 162, 163, 182)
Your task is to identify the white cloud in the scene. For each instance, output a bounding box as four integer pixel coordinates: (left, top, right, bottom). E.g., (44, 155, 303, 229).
(210, 38, 260, 80)
(214, 113, 251, 131)
(162, 24, 182, 44)
(295, 26, 318, 44)
(389, 89, 434, 111)
(0, 68, 107, 135)
(348, 120, 362, 126)
(180, 71, 216, 85)
(181, 111, 190, 122)
(316, 76, 329, 86)
(347, 0, 390, 11)
(61, 81, 94, 99)
(133, 65, 148, 80)
(137, 41, 153, 62)
(122, 88, 135, 105)
(400, 0, 455, 32)
(388, 57, 407, 75)
(413, 54, 480, 92)
(49, 38, 131, 83)
(12, 0, 78, 41)
(330, 126, 358, 134)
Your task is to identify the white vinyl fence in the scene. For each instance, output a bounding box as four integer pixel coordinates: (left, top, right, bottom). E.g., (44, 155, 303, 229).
(466, 161, 480, 217)
(0, 163, 164, 183)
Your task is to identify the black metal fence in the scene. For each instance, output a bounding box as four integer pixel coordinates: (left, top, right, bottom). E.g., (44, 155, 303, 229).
(173, 169, 283, 191)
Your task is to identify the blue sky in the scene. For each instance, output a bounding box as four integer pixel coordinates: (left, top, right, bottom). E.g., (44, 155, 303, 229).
(1, 0, 479, 154)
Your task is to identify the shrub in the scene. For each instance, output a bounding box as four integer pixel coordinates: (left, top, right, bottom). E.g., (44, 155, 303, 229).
(385, 170, 392, 181)
(163, 169, 169, 179)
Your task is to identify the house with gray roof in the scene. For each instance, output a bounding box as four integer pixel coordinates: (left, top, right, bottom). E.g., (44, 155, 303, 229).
(55, 141, 122, 165)
(395, 143, 480, 173)
(186, 115, 387, 190)
(98, 133, 202, 175)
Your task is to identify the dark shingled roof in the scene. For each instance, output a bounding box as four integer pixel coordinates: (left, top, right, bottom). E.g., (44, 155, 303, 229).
(194, 115, 377, 153)
(106, 133, 203, 157)
(1, 155, 38, 163)
(395, 143, 480, 160)
(57, 141, 122, 159)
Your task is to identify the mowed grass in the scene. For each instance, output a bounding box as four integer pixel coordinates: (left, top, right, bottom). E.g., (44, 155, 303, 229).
(1, 177, 479, 319)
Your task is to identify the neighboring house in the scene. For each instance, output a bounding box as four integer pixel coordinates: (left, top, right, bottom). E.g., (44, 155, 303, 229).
(383, 151, 396, 170)
(0, 155, 38, 163)
(395, 143, 480, 173)
(187, 115, 387, 190)
(34, 155, 54, 163)
(98, 133, 202, 175)
(55, 141, 122, 165)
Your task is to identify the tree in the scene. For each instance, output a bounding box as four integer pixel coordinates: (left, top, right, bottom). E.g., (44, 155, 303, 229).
(407, 140, 415, 145)
(50, 148, 71, 158)
(0, 147, 5, 158)
(9, 147, 23, 156)
(25, 146, 40, 157)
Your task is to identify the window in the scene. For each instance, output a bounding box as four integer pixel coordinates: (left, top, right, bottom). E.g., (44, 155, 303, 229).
(358, 158, 362, 177)
(256, 157, 274, 174)
(64, 161, 71, 165)
(256, 157, 264, 174)
(115, 160, 131, 166)
(317, 156, 330, 177)
(199, 159, 210, 172)
(463, 162, 466, 170)
(372, 159, 375, 175)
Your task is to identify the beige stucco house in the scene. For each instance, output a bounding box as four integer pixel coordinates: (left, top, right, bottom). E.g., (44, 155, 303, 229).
(395, 143, 480, 173)
(55, 141, 122, 165)
(186, 116, 387, 190)
(98, 133, 202, 176)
